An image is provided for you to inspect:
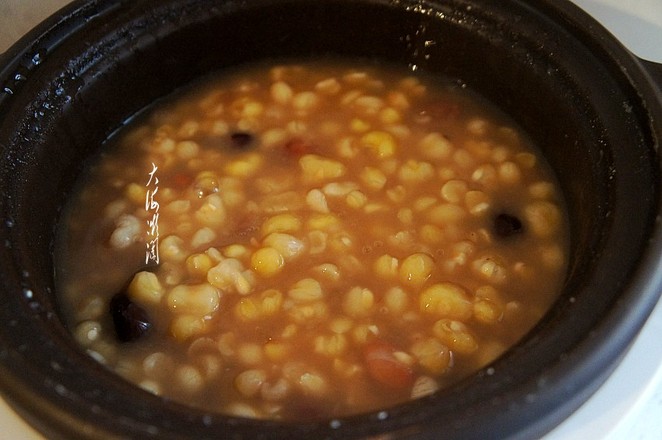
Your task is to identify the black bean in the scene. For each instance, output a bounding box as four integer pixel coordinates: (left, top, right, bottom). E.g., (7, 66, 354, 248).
(494, 213, 523, 238)
(109, 292, 152, 342)
(229, 131, 255, 149)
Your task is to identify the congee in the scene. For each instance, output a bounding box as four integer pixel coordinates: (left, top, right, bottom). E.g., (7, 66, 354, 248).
(55, 60, 568, 420)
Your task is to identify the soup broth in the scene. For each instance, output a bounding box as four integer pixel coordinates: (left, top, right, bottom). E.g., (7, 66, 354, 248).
(55, 60, 568, 420)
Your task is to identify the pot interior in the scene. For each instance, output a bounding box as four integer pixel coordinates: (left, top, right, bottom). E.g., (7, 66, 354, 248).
(0, 0, 660, 439)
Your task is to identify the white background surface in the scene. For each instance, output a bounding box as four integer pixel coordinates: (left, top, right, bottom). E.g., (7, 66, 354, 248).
(1, 1, 661, 439)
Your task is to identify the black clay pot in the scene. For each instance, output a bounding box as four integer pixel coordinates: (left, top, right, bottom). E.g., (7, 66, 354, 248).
(1, 1, 661, 439)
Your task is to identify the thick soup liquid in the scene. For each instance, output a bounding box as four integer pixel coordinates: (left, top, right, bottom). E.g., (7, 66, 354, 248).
(55, 60, 568, 420)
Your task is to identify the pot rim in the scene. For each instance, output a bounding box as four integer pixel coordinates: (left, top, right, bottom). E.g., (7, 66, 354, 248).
(0, 1, 661, 439)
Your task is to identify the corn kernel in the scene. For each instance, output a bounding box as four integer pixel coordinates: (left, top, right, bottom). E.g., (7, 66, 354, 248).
(360, 166, 387, 191)
(350, 118, 371, 132)
(419, 283, 473, 320)
(299, 154, 347, 183)
(419, 133, 453, 160)
(191, 227, 216, 248)
(271, 81, 293, 105)
(360, 131, 397, 158)
(313, 263, 341, 281)
(525, 201, 562, 237)
(159, 235, 187, 262)
(238, 343, 264, 366)
(379, 107, 401, 124)
(264, 341, 289, 362)
(185, 253, 214, 279)
(307, 213, 341, 231)
(125, 183, 146, 205)
(127, 271, 164, 304)
(251, 247, 285, 277)
(399, 253, 434, 288)
(314, 333, 348, 357)
(261, 213, 302, 237)
(346, 190, 368, 209)
(263, 233, 305, 261)
(224, 153, 263, 178)
(384, 287, 409, 314)
(441, 180, 469, 204)
(411, 337, 451, 374)
(427, 204, 466, 224)
(411, 375, 440, 399)
(473, 298, 503, 325)
(306, 189, 330, 213)
(195, 194, 227, 227)
(465, 190, 491, 216)
(398, 160, 434, 184)
(419, 224, 444, 244)
(373, 254, 399, 279)
(234, 369, 267, 397)
(288, 278, 323, 302)
(343, 287, 375, 318)
(433, 319, 478, 354)
(170, 315, 210, 341)
(167, 283, 220, 315)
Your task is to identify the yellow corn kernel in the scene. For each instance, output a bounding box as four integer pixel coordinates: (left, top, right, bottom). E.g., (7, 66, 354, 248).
(167, 283, 220, 316)
(315, 77, 342, 95)
(379, 107, 401, 124)
(297, 372, 328, 396)
(192, 171, 220, 198)
(176, 140, 199, 160)
(498, 161, 522, 185)
(234, 296, 261, 322)
(127, 271, 164, 305)
(263, 233, 305, 261)
(159, 235, 187, 262)
(234, 369, 267, 398)
(472, 255, 507, 284)
(286, 278, 322, 304)
(420, 224, 444, 244)
(125, 183, 146, 205)
(333, 359, 362, 379)
(419, 133, 453, 160)
(292, 91, 319, 112)
(472, 164, 498, 187)
(346, 190, 368, 209)
(222, 244, 249, 259)
(308, 230, 327, 254)
(251, 247, 285, 277)
(473, 298, 503, 325)
(260, 289, 283, 316)
(411, 337, 451, 374)
(288, 301, 328, 324)
(261, 213, 302, 237)
(176, 365, 204, 393)
(465, 190, 491, 216)
(360, 130, 397, 158)
(237, 343, 264, 365)
(314, 333, 348, 357)
(419, 282, 473, 320)
(524, 201, 562, 237)
(299, 154, 347, 183)
(322, 181, 359, 197)
(427, 204, 466, 224)
(399, 253, 434, 288)
(529, 181, 556, 199)
(195, 194, 227, 227)
(170, 315, 209, 341)
(411, 375, 440, 399)
(306, 189, 330, 213)
(264, 341, 289, 362)
(307, 213, 340, 232)
(185, 253, 214, 279)
(398, 208, 414, 225)
(441, 180, 469, 204)
(271, 81, 293, 105)
(224, 153, 263, 178)
(398, 160, 434, 184)
(433, 319, 478, 355)
(360, 166, 388, 191)
(384, 287, 409, 314)
(350, 118, 371, 132)
(386, 185, 407, 203)
(343, 287, 375, 318)
(207, 258, 255, 295)
(191, 227, 216, 248)
(313, 263, 341, 282)
(351, 323, 379, 345)
(373, 254, 399, 279)
(329, 317, 353, 334)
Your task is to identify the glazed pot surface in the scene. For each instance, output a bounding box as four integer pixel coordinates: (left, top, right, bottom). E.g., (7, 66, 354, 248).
(0, 1, 661, 439)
